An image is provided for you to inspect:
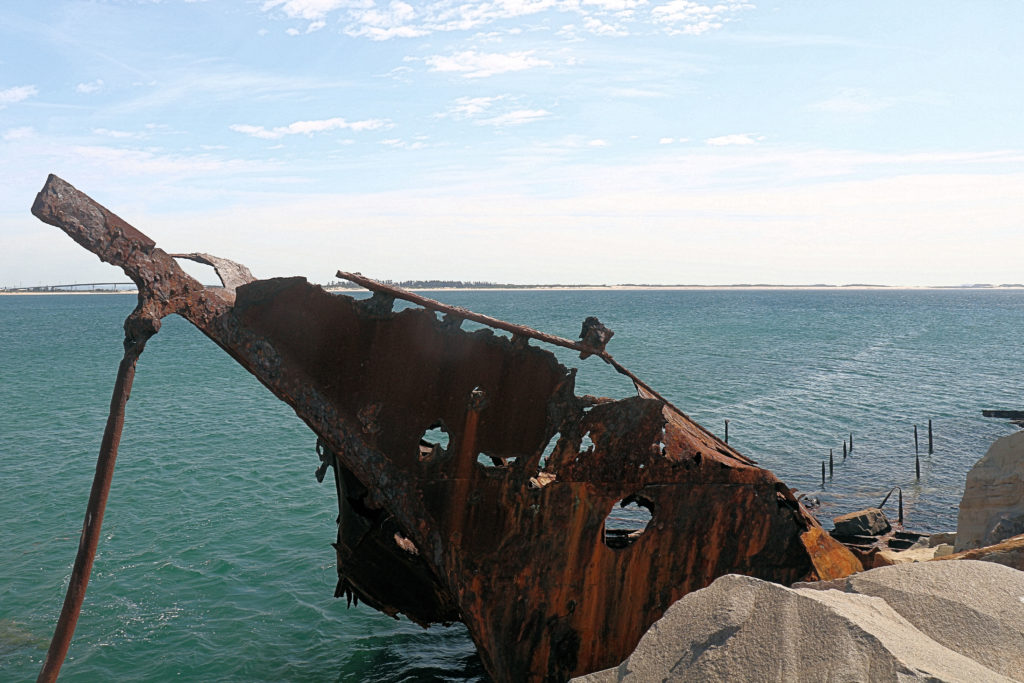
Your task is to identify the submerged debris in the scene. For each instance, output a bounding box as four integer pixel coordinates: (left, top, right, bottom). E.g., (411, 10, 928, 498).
(31, 174, 861, 682)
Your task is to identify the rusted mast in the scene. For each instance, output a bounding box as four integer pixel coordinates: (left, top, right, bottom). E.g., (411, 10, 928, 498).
(36, 316, 156, 683)
(30, 174, 236, 682)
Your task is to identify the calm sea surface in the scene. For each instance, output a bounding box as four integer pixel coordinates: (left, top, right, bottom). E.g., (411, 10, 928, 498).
(2, 289, 1022, 680)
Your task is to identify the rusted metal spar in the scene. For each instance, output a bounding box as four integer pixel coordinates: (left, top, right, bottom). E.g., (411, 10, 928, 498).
(336, 270, 600, 356)
(37, 320, 157, 683)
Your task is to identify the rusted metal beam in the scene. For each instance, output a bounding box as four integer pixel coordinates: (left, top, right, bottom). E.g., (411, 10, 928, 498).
(32, 175, 861, 682)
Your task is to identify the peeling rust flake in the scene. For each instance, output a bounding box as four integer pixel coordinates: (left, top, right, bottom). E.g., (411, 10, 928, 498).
(31, 175, 862, 683)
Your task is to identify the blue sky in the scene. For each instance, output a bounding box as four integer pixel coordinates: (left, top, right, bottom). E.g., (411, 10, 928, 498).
(2, 1, 1022, 286)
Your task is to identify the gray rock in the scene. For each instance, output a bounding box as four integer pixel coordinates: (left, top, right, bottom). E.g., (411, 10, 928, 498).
(573, 566, 1018, 682)
(956, 430, 1024, 551)
(832, 507, 890, 536)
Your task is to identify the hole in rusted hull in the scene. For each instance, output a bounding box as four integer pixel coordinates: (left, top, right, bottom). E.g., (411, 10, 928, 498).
(579, 431, 594, 454)
(538, 432, 559, 469)
(477, 453, 517, 468)
(603, 496, 653, 549)
(419, 421, 449, 460)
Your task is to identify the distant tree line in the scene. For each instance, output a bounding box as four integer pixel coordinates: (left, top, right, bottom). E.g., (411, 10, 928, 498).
(322, 279, 610, 290)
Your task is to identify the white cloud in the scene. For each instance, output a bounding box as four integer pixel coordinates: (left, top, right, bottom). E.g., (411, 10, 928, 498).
(2, 126, 34, 141)
(262, 0, 751, 40)
(344, 1, 428, 40)
(477, 108, 551, 126)
(75, 79, 105, 94)
(230, 116, 391, 139)
(286, 27, 301, 35)
(0, 85, 38, 106)
(659, 137, 674, 144)
(306, 19, 327, 32)
(588, 139, 608, 146)
(705, 133, 764, 146)
(582, 16, 628, 36)
(423, 50, 551, 78)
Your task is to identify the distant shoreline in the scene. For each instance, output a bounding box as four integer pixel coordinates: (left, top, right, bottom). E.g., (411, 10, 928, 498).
(4, 284, 1024, 296)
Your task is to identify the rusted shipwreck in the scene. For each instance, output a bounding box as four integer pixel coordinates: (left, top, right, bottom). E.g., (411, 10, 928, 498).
(31, 174, 861, 682)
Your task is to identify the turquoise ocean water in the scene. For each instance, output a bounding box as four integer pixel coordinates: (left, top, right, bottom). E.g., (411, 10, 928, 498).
(2, 289, 1022, 681)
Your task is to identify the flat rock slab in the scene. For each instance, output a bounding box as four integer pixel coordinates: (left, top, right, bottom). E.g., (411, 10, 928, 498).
(833, 507, 890, 536)
(938, 533, 1024, 572)
(575, 561, 1024, 682)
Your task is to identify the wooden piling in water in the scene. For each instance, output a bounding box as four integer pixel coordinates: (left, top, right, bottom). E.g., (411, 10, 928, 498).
(849, 433, 853, 452)
(928, 419, 933, 454)
(724, 419, 729, 444)
(843, 440, 847, 459)
(821, 461, 825, 486)
(914, 425, 919, 455)
(915, 451, 920, 479)
(829, 449, 833, 477)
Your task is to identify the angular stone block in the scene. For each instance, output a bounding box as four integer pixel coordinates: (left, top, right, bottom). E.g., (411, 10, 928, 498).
(957, 430, 1024, 551)
(832, 507, 890, 536)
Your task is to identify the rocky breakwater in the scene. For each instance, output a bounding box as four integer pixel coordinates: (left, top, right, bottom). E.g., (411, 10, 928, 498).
(573, 560, 1024, 682)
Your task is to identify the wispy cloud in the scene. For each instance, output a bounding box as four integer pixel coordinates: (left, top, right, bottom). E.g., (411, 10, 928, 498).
(0, 85, 38, 107)
(107, 67, 356, 115)
(381, 136, 428, 149)
(262, 0, 371, 20)
(2, 126, 34, 141)
(705, 133, 764, 146)
(477, 108, 552, 126)
(70, 145, 256, 176)
(810, 87, 898, 114)
(422, 50, 552, 78)
(93, 127, 143, 139)
(230, 116, 392, 139)
(75, 79, 104, 94)
(441, 94, 511, 118)
(439, 95, 550, 126)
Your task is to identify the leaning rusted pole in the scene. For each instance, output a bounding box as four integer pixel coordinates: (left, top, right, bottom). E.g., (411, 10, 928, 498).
(37, 322, 155, 683)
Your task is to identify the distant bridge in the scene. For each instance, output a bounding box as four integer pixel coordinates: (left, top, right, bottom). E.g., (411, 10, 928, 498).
(2, 282, 136, 293)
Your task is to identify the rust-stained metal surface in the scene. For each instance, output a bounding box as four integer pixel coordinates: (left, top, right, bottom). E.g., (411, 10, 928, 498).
(31, 174, 861, 682)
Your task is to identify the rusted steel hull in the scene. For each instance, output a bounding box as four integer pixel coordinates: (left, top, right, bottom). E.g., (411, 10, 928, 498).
(31, 175, 860, 682)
